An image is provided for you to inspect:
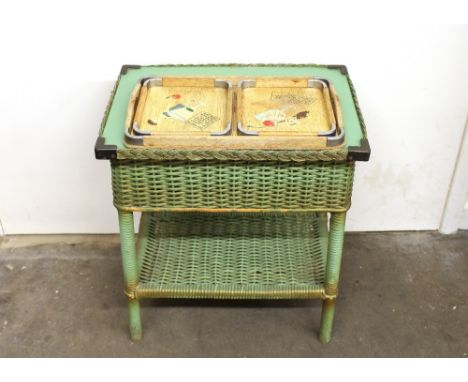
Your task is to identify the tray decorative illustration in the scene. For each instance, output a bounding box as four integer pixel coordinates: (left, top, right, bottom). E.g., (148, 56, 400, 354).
(125, 76, 345, 150)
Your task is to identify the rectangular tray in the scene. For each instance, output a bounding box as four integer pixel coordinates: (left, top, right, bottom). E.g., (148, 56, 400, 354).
(238, 78, 343, 144)
(124, 76, 345, 149)
(126, 77, 232, 143)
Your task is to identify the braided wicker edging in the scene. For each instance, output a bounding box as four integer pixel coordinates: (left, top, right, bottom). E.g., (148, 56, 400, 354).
(134, 287, 326, 300)
(346, 75, 367, 138)
(115, 148, 348, 162)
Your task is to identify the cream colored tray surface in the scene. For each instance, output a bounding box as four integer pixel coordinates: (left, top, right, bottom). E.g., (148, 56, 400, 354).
(125, 76, 344, 150)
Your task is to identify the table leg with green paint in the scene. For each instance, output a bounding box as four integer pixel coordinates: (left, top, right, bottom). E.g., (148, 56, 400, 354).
(95, 64, 370, 343)
(118, 210, 141, 341)
(319, 212, 346, 343)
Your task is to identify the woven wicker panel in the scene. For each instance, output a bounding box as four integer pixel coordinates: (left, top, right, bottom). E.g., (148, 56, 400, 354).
(136, 212, 326, 299)
(112, 160, 354, 211)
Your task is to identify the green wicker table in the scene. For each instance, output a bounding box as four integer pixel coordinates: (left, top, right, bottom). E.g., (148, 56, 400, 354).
(95, 64, 370, 343)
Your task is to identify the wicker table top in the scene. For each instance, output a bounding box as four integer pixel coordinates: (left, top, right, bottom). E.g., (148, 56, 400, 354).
(96, 64, 369, 162)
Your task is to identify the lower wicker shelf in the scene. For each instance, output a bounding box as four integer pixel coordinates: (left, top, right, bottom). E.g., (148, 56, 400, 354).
(134, 212, 328, 300)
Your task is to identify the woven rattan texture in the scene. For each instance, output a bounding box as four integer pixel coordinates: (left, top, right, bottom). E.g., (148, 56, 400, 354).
(136, 212, 326, 299)
(112, 160, 354, 211)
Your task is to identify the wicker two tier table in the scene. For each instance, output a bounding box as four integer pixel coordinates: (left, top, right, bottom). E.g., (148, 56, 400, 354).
(95, 64, 370, 343)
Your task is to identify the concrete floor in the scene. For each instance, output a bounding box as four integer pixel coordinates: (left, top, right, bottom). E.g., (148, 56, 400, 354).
(0, 231, 467, 357)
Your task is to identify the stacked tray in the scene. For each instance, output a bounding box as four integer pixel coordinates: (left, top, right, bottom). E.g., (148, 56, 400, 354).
(125, 76, 344, 150)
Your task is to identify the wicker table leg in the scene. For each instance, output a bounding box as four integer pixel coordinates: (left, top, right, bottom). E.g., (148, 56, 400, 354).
(319, 212, 346, 343)
(118, 210, 142, 341)
(317, 212, 329, 260)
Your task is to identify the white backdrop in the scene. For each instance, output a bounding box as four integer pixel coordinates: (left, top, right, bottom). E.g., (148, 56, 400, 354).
(0, 3, 467, 234)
